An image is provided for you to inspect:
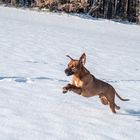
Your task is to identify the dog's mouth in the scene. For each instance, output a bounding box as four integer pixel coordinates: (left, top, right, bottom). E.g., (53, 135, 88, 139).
(65, 69, 74, 76)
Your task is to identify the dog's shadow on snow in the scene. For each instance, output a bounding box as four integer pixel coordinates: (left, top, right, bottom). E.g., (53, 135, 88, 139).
(119, 109, 140, 121)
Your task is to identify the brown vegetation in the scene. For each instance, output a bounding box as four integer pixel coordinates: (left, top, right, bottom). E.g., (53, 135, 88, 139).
(36, 0, 140, 24)
(0, 0, 140, 24)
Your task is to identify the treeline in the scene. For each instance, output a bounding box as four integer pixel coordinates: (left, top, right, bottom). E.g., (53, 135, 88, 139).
(87, 0, 140, 24)
(0, 0, 140, 24)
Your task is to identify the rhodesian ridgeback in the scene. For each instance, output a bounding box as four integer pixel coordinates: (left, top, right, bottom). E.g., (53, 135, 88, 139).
(63, 53, 129, 113)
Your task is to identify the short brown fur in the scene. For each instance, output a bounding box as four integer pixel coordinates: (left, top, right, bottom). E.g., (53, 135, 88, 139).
(63, 53, 129, 113)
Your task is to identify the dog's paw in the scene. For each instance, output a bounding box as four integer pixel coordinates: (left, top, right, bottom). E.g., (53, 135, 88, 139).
(62, 87, 68, 94)
(62, 84, 72, 93)
(66, 83, 73, 88)
(63, 88, 67, 93)
(62, 84, 73, 94)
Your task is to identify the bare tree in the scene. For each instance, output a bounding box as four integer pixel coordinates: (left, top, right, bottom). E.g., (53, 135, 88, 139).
(136, 0, 140, 24)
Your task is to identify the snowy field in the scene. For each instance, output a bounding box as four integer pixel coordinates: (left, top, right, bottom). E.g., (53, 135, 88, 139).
(0, 6, 140, 140)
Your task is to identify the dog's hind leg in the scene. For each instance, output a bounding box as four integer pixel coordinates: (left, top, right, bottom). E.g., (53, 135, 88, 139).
(103, 91, 117, 113)
(109, 101, 116, 113)
(99, 95, 108, 105)
(115, 104, 120, 110)
(100, 94, 116, 113)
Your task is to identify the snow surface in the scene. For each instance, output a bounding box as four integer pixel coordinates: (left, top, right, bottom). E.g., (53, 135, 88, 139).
(0, 6, 140, 140)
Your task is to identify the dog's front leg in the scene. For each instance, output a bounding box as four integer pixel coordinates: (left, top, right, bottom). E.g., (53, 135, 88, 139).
(63, 84, 82, 95)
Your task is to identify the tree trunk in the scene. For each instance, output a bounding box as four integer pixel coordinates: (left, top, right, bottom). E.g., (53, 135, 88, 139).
(124, 0, 128, 19)
(104, 0, 108, 18)
(136, 0, 140, 24)
(107, 0, 113, 19)
(114, 0, 118, 16)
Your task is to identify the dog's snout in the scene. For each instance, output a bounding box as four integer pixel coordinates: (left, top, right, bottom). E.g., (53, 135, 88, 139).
(64, 68, 74, 76)
(64, 68, 69, 73)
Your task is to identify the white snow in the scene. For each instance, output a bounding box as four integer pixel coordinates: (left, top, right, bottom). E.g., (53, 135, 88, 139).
(0, 6, 140, 140)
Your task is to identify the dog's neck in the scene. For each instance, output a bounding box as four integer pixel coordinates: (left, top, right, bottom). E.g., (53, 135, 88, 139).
(74, 66, 90, 79)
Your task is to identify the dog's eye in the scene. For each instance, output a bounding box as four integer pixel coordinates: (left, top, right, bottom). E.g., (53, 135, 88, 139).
(72, 66, 77, 71)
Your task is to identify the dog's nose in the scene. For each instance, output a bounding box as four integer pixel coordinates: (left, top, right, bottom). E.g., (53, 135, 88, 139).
(64, 68, 72, 76)
(64, 69, 68, 74)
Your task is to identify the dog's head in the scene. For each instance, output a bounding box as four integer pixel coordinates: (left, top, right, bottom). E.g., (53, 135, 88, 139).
(64, 53, 86, 76)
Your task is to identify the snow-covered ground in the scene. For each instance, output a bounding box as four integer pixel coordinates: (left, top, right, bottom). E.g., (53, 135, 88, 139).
(0, 6, 140, 140)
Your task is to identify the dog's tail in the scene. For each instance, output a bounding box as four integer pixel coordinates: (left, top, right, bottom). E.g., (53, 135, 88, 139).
(115, 92, 130, 101)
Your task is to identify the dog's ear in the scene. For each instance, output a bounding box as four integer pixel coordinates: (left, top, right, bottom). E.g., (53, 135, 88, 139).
(79, 53, 86, 65)
(66, 55, 73, 60)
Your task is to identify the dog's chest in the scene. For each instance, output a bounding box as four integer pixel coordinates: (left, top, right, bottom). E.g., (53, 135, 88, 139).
(74, 79, 83, 87)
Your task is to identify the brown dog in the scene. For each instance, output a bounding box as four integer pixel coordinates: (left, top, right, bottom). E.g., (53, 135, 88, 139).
(63, 53, 129, 113)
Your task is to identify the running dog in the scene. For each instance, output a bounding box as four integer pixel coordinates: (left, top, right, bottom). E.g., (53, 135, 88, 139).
(63, 53, 129, 113)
